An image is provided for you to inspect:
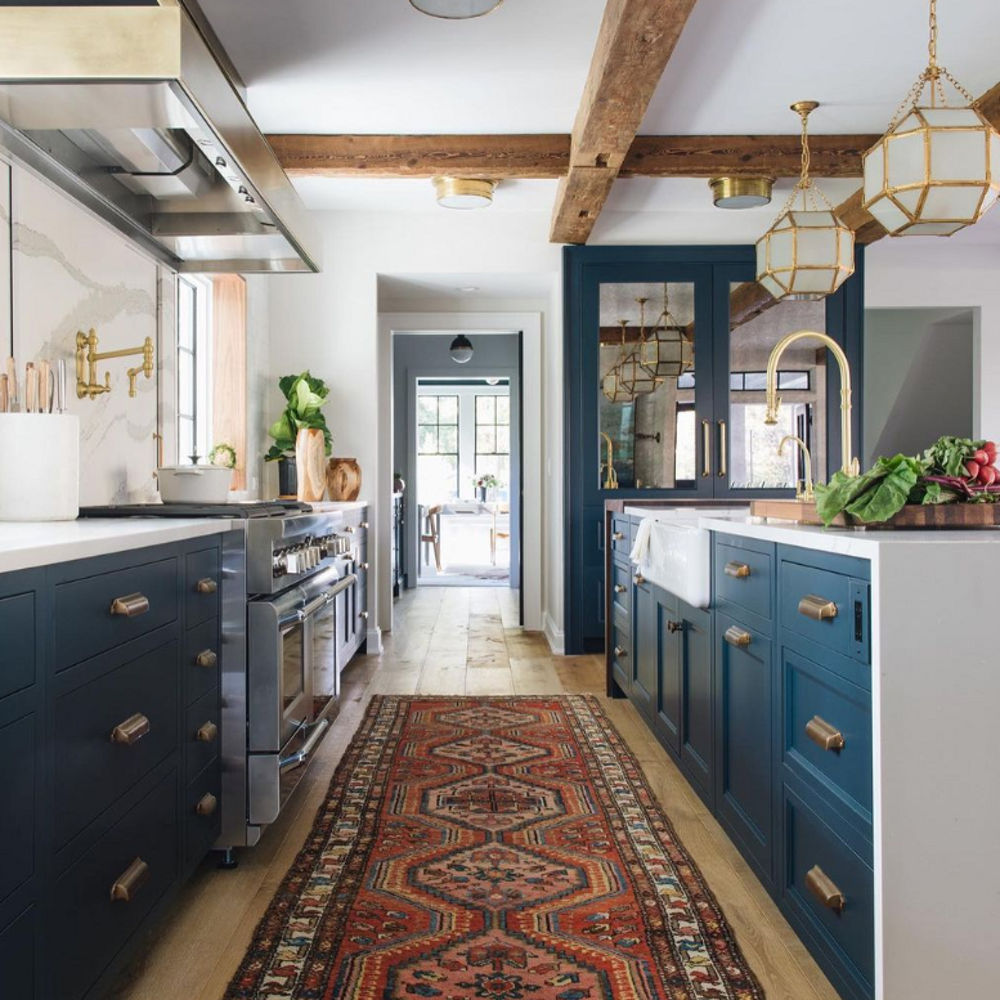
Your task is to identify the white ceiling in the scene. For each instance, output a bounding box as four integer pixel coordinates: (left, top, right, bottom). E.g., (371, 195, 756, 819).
(199, 0, 1000, 232)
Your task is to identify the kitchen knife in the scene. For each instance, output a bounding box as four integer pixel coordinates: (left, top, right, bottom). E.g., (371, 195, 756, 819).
(5, 357, 18, 412)
(56, 358, 67, 413)
(38, 360, 52, 413)
(0, 373, 7, 414)
(25, 363, 37, 414)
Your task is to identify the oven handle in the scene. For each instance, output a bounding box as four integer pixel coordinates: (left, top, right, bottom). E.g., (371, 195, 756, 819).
(278, 607, 305, 628)
(302, 591, 334, 618)
(279, 717, 330, 771)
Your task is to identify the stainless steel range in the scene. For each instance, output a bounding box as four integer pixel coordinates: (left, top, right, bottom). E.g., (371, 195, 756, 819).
(80, 500, 367, 863)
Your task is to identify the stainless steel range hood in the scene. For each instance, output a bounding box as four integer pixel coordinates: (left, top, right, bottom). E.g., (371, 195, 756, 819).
(0, 3, 320, 273)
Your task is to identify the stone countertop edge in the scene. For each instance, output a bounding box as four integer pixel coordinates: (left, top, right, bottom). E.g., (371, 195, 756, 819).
(0, 519, 236, 575)
(696, 513, 1000, 556)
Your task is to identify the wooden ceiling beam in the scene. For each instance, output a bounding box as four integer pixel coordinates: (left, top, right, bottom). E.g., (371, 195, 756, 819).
(551, 0, 699, 244)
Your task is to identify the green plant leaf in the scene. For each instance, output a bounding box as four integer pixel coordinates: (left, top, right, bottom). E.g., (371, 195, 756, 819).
(278, 374, 299, 401)
(843, 455, 921, 524)
(814, 470, 878, 526)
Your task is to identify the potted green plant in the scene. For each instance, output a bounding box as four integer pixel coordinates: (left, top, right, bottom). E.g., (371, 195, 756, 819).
(265, 372, 333, 496)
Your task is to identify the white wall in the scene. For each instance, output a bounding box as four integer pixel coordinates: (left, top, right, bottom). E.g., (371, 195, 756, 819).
(866, 239, 1000, 440)
(264, 210, 563, 640)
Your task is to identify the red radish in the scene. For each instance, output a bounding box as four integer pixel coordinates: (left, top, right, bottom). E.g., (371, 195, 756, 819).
(985, 441, 998, 463)
(973, 449, 990, 466)
(966, 459, 981, 479)
(979, 465, 997, 486)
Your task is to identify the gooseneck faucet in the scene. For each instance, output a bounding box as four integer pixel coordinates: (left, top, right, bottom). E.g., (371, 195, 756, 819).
(765, 330, 859, 477)
(778, 435, 815, 501)
(599, 432, 619, 490)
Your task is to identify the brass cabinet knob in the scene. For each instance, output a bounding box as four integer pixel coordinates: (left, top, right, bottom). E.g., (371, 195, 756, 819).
(634, 574, 645, 585)
(805, 715, 846, 752)
(344, 525, 354, 533)
(667, 620, 684, 634)
(110, 592, 149, 617)
(195, 649, 218, 669)
(360, 562, 370, 571)
(724, 626, 752, 648)
(361, 521, 369, 530)
(724, 561, 751, 579)
(360, 610, 369, 621)
(613, 584, 627, 594)
(195, 578, 218, 595)
(799, 594, 838, 621)
(110, 857, 150, 903)
(196, 721, 218, 743)
(111, 713, 150, 745)
(613, 646, 627, 658)
(195, 792, 218, 817)
(612, 531, 625, 541)
(805, 865, 846, 913)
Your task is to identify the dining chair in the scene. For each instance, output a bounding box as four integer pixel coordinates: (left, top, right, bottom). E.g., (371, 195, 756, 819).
(421, 504, 443, 571)
(490, 503, 510, 566)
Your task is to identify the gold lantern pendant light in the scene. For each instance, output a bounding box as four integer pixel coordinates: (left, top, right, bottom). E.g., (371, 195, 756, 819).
(756, 102, 855, 301)
(618, 299, 659, 398)
(639, 284, 694, 379)
(862, 0, 1000, 237)
(602, 322, 638, 404)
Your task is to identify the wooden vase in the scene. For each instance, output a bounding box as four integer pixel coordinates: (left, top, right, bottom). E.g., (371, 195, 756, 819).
(295, 428, 327, 502)
(327, 457, 362, 501)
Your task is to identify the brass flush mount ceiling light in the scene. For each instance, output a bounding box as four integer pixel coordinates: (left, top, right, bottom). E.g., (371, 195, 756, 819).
(410, 0, 503, 20)
(710, 176, 773, 209)
(863, 0, 1000, 236)
(433, 176, 497, 209)
(756, 101, 855, 301)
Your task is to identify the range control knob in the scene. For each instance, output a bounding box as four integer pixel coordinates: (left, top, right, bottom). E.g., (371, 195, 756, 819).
(272, 553, 288, 578)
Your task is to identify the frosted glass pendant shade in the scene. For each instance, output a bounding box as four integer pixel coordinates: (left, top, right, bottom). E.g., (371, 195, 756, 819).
(601, 366, 634, 404)
(756, 208, 855, 301)
(863, 106, 1000, 236)
(618, 352, 657, 398)
(639, 327, 693, 379)
(410, 0, 503, 18)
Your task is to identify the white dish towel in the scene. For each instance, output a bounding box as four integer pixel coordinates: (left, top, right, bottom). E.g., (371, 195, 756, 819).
(629, 516, 653, 566)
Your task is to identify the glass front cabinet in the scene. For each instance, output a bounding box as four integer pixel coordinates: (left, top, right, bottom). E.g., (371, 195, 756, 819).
(564, 246, 864, 653)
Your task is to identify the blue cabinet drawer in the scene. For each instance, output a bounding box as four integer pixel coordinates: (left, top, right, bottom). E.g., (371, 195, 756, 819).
(610, 559, 632, 625)
(610, 514, 631, 554)
(184, 689, 220, 785)
(0, 904, 37, 1000)
(0, 588, 38, 700)
(0, 712, 36, 906)
(782, 784, 874, 1000)
(54, 555, 179, 671)
(185, 546, 220, 628)
(184, 763, 221, 871)
(782, 646, 872, 829)
(611, 622, 631, 692)
(183, 617, 219, 708)
(714, 536, 774, 629)
(53, 639, 179, 849)
(779, 554, 870, 666)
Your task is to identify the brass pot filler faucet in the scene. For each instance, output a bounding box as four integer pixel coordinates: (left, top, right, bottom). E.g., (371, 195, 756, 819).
(76, 328, 154, 400)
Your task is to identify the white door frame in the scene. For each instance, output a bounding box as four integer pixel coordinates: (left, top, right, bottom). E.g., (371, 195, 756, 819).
(377, 311, 543, 634)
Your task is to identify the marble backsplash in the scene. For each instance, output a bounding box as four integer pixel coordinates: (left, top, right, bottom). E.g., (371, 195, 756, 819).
(6, 162, 168, 506)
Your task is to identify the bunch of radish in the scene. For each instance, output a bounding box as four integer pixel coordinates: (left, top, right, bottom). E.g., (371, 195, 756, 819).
(965, 441, 999, 486)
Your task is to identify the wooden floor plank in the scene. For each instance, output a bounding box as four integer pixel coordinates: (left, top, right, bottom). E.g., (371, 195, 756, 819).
(111, 585, 838, 1000)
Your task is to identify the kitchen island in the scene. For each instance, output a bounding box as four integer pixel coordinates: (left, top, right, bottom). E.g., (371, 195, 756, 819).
(607, 502, 999, 1000)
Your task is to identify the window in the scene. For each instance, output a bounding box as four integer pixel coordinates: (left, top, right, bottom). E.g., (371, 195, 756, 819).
(176, 275, 212, 465)
(729, 370, 811, 391)
(417, 394, 459, 503)
(475, 394, 510, 494)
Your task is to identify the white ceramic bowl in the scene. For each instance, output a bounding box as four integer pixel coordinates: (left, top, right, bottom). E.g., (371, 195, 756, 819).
(157, 465, 232, 504)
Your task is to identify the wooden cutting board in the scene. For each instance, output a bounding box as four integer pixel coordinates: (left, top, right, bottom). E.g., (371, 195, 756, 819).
(749, 498, 1000, 529)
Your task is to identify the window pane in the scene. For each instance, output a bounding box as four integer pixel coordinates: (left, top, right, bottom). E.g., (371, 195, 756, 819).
(674, 409, 696, 482)
(178, 415, 194, 464)
(178, 351, 194, 417)
(677, 372, 696, 390)
(418, 426, 438, 454)
(496, 426, 510, 453)
(476, 396, 495, 422)
(477, 426, 496, 453)
(438, 395, 458, 423)
(417, 454, 458, 504)
(439, 425, 458, 454)
(779, 371, 810, 390)
(418, 396, 438, 423)
(743, 372, 767, 391)
(496, 395, 510, 424)
(178, 281, 195, 351)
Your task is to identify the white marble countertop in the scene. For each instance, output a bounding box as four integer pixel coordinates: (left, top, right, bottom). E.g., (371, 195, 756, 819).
(0, 519, 235, 574)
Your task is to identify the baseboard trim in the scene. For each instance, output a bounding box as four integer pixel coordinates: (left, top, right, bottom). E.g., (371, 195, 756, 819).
(543, 613, 565, 655)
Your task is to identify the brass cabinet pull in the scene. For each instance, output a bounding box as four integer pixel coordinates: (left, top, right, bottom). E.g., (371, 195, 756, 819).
(724, 561, 751, 579)
(613, 646, 628, 659)
(360, 521, 369, 530)
(702, 419, 712, 477)
(613, 583, 627, 594)
(718, 419, 727, 478)
(110, 712, 150, 745)
(195, 793, 218, 817)
(110, 857, 150, 903)
(634, 573, 645, 585)
(195, 578, 217, 594)
(612, 531, 625, 541)
(360, 561, 370, 571)
(667, 620, 684, 634)
(343, 525, 354, 533)
(799, 594, 838, 621)
(360, 610, 370, 620)
(806, 715, 846, 752)
(724, 626, 752, 648)
(110, 592, 149, 618)
(195, 649, 217, 669)
(196, 721, 218, 743)
(805, 865, 846, 913)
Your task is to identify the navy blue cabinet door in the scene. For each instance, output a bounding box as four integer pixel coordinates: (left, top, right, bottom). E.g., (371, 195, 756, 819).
(632, 580, 657, 717)
(714, 610, 774, 885)
(654, 587, 682, 754)
(679, 599, 714, 806)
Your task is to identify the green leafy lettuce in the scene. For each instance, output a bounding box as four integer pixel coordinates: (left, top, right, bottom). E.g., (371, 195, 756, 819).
(814, 455, 923, 527)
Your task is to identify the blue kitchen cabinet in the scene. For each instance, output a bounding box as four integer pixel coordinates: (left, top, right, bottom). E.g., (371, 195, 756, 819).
(631, 577, 657, 718)
(676, 599, 714, 807)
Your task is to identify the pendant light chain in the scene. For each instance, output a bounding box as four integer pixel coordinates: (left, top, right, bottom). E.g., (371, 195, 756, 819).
(799, 105, 812, 190)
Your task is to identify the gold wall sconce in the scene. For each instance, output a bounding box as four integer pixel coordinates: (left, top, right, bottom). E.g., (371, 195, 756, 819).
(76, 328, 154, 400)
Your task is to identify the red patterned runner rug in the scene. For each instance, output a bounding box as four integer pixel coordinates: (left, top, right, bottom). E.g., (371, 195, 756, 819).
(226, 696, 763, 999)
